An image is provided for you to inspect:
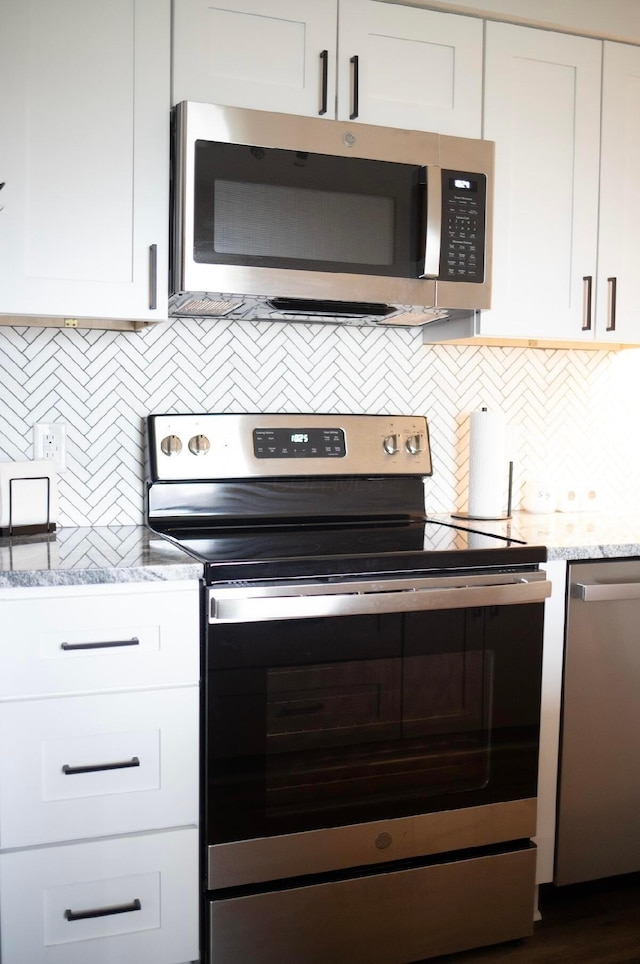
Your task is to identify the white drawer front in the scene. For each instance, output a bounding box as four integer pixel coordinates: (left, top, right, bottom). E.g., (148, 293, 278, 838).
(0, 582, 199, 698)
(0, 827, 198, 964)
(0, 688, 198, 847)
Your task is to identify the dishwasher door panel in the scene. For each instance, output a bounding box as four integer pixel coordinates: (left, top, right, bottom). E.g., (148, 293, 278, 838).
(555, 559, 640, 885)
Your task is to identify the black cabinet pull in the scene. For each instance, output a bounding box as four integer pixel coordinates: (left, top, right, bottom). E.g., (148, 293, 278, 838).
(607, 276, 617, 332)
(149, 243, 158, 310)
(65, 898, 141, 922)
(62, 756, 140, 776)
(319, 50, 328, 115)
(582, 275, 593, 331)
(60, 637, 140, 651)
(350, 55, 359, 119)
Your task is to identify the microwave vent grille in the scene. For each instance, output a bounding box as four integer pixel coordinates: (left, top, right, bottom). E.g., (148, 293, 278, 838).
(171, 296, 243, 317)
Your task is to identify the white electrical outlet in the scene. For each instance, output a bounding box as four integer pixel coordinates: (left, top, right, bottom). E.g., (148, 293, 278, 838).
(33, 423, 67, 471)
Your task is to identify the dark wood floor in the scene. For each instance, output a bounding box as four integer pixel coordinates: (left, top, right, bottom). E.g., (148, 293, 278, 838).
(432, 874, 640, 963)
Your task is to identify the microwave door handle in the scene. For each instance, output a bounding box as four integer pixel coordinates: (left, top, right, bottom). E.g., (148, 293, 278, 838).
(420, 166, 442, 279)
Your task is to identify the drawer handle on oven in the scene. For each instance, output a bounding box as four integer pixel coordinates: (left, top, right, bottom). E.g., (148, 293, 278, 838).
(210, 578, 552, 623)
(60, 637, 140, 651)
(65, 898, 141, 922)
(62, 756, 140, 776)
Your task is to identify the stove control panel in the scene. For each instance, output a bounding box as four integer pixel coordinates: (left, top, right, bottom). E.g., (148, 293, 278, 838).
(147, 414, 432, 481)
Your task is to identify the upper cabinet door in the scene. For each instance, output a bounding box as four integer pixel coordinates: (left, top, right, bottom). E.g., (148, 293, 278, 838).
(0, 0, 170, 323)
(172, 0, 338, 116)
(596, 42, 640, 343)
(481, 22, 601, 341)
(337, 0, 483, 136)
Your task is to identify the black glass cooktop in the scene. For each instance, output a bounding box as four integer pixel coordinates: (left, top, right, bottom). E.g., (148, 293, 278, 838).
(156, 518, 546, 582)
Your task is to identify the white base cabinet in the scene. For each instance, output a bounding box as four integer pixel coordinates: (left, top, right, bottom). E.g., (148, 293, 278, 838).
(0, 581, 200, 964)
(0, 828, 198, 964)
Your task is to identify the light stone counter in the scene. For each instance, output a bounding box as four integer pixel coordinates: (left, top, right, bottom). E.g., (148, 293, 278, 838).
(3, 514, 640, 588)
(436, 511, 640, 561)
(0, 526, 202, 587)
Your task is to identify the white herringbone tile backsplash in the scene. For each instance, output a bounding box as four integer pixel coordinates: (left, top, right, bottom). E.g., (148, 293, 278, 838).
(1, 318, 638, 526)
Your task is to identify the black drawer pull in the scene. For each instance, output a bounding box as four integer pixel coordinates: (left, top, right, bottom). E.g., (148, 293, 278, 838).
(65, 898, 141, 922)
(60, 637, 140, 651)
(62, 756, 140, 776)
(278, 701, 324, 717)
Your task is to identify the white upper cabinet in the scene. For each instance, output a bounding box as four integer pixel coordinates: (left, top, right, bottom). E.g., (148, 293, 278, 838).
(172, 0, 338, 116)
(171, 0, 483, 136)
(596, 42, 640, 343)
(336, 0, 482, 136)
(0, 0, 170, 323)
(479, 22, 602, 342)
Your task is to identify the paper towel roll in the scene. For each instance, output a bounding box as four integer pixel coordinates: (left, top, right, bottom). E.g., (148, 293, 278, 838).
(467, 408, 506, 518)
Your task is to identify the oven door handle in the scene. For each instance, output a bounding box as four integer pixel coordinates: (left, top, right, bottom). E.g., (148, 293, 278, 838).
(209, 576, 551, 623)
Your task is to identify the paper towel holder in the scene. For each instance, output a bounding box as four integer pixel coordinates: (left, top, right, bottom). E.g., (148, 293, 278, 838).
(451, 461, 514, 522)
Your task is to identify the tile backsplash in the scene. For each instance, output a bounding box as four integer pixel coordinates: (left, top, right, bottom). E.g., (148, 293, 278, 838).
(1, 318, 638, 526)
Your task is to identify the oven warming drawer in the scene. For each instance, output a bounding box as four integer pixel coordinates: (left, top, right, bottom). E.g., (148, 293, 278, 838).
(208, 570, 551, 623)
(208, 843, 536, 964)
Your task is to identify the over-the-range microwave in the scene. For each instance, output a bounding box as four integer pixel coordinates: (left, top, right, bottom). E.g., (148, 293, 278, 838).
(170, 102, 494, 328)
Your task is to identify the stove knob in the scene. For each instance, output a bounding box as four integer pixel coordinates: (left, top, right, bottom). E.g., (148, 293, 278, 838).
(188, 433, 211, 456)
(160, 434, 182, 456)
(383, 434, 400, 455)
(406, 433, 425, 455)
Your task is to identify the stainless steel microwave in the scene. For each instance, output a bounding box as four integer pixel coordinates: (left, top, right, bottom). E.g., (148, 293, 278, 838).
(170, 102, 494, 328)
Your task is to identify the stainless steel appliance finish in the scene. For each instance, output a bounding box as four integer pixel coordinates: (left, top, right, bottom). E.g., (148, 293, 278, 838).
(148, 412, 432, 482)
(210, 846, 537, 964)
(170, 102, 494, 327)
(145, 412, 548, 964)
(208, 570, 550, 623)
(556, 559, 640, 885)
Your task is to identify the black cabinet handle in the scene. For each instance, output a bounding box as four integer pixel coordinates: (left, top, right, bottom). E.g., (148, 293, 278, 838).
(60, 637, 140, 651)
(62, 756, 140, 776)
(350, 55, 359, 120)
(149, 243, 158, 310)
(607, 276, 617, 332)
(319, 50, 328, 115)
(0, 181, 4, 212)
(65, 898, 141, 922)
(582, 275, 593, 331)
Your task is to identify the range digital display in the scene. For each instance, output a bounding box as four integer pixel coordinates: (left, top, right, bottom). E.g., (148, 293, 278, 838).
(253, 428, 345, 459)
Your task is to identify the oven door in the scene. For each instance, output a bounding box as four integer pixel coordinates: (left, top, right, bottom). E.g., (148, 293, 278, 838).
(204, 569, 550, 890)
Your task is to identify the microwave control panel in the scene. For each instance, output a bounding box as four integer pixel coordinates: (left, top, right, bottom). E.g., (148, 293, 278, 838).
(440, 170, 486, 284)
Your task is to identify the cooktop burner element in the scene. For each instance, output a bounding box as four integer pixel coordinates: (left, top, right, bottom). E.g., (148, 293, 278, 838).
(145, 413, 546, 580)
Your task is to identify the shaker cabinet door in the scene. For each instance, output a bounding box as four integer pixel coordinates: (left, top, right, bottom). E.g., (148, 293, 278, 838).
(337, 0, 483, 136)
(0, 0, 169, 323)
(172, 0, 338, 116)
(480, 22, 601, 342)
(596, 41, 640, 342)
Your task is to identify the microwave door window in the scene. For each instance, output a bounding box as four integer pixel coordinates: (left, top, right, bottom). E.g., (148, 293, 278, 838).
(193, 141, 423, 278)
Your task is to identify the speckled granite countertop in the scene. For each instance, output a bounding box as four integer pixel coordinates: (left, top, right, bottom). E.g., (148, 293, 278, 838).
(0, 526, 202, 588)
(2, 514, 640, 588)
(436, 511, 640, 562)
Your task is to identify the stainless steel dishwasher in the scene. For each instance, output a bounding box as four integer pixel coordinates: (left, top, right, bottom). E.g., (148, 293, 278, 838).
(555, 559, 640, 886)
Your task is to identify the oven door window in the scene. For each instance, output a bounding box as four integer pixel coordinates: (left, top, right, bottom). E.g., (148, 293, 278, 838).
(193, 141, 424, 277)
(205, 604, 544, 844)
